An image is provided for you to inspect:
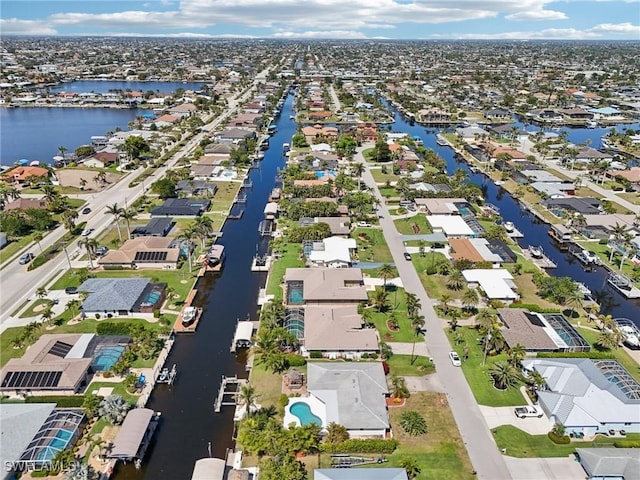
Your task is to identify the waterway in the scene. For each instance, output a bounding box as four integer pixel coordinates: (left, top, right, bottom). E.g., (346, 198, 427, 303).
(382, 100, 640, 325)
(48, 80, 205, 95)
(114, 90, 296, 480)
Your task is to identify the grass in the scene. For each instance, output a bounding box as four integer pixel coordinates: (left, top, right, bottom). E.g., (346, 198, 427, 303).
(0, 233, 37, 266)
(393, 214, 433, 235)
(367, 288, 425, 343)
(446, 326, 527, 407)
(576, 327, 640, 382)
(491, 425, 640, 458)
(617, 192, 640, 205)
(209, 181, 242, 212)
(512, 273, 566, 310)
(386, 354, 434, 376)
(370, 168, 401, 184)
(19, 299, 53, 318)
(266, 243, 304, 301)
(248, 361, 285, 412)
(384, 392, 475, 479)
(352, 228, 393, 263)
(86, 381, 138, 404)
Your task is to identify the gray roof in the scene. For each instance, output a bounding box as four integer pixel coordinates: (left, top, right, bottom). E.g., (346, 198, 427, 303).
(307, 363, 389, 431)
(109, 408, 154, 460)
(0, 403, 56, 469)
(314, 469, 408, 480)
(285, 268, 368, 303)
(79, 278, 150, 312)
(131, 217, 174, 237)
(191, 458, 226, 480)
(576, 448, 640, 478)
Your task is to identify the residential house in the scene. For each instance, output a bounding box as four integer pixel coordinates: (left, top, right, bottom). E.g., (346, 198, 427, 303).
(449, 238, 513, 266)
(426, 215, 475, 237)
(356, 122, 378, 142)
(176, 179, 218, 197)
(98, 237, 182, 269)
(461, 269, 519, 303)
(574, 147, 613, 166)
(215, 128, 256, 144)
(416, 198, 467, 215)
(2, 166, 49, 186)
(167, 103, 197, 117)
(307, 237, 357, 268)
(78, 278, 166, 316)
(484, 108, 511, 121)
(529, 182, 575, 198)
(542, 197, 602, 217)
(197, 154, 229, 166)
(131, 217, 174, 238)
(455, 125, 490, 142)
(301, 125, 339, 144)
(522, 358, 640, 436)
(204, 143, 235, 155)
(284, 268, 368, 305)
(150, 198, 210, 217)
(575, 448, 640, 480)
(580, 214, 638, 239)
(83, 151, 119, 168)
(3, 198, 48, 210)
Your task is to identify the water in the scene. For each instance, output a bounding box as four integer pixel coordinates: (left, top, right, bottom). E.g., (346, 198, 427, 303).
(0, 107, 144, 165)
(114, 90, 296, 480)
(383, 100, 640, 324)
(48, 80, 205, 95)
(289, 401, 322, 426)
(92, 345, 126, 371)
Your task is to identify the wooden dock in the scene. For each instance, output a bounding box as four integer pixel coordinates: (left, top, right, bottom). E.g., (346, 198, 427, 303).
(522, 249, 557, 269)
(172, 289, 203, 333)
(214, 375, 247, 413)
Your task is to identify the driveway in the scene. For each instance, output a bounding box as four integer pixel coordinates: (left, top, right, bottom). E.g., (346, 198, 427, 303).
(503, 457, 585, 480)
(479, 405, 555, 435)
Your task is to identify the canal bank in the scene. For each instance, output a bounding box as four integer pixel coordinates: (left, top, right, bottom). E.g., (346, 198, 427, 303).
(380, 98, 640, 325)
(113, 90, 297, 480)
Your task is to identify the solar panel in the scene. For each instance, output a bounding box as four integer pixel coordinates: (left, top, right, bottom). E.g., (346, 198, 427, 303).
(134, 251, 168, 262)
(49, 341, 73, 358)
(2, 370, 63, 389)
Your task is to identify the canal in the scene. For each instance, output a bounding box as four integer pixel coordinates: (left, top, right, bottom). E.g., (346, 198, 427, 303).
(115, 91, 297, 480)
(381, 100, 640, 325)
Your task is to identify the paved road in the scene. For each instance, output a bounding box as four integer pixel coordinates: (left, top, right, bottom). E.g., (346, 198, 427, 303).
(357, 146, 512, 480)
(0, 77, 264, 333)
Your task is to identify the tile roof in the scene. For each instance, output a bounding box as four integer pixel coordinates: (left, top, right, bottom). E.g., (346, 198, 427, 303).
(79, 278, 150, 312)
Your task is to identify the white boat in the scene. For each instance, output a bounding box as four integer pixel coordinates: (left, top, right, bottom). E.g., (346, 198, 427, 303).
(614, 318, 640, 348)
(576, 282, 592, 298)
(282, 142, 290, 152)
(529, 245, 544, 258)
(504, 221, 515, 232)
(181, 306, 198, 325)
(586, 120, 597, 129)
(574, 249, 598, 266)
(289, 115, 296, 120)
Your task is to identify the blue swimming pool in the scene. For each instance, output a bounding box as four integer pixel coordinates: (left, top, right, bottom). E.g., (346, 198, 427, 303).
(92, 345, 125, 371)
(145, 291, 161, 304)
(288, 287, 304, 305)
(458, 206, 472, 216)
(315, 170, 335, 178)
(290, 402, 322, 426)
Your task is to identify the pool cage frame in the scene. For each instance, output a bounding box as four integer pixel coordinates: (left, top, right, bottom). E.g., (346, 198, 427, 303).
(543, 314, 591, 353)
(595, 360, 640, 400)
(285, 307, 305, 342)
(18, 408, 86, 470)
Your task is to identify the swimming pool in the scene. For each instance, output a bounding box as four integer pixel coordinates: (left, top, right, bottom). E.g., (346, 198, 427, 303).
(288, 286, 304, 305)
(289, 401, 322, 426)
(92, 345, 125, 371)
(315, 170, 336, 178)
(457, 206, 473, 216)
(145, 291, 161, 304)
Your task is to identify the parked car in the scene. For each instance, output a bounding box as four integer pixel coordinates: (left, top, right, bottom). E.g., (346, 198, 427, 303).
(95, 246, 109, 257)
(65, 287, 78, 295)
(356, 221, 372, 228)
(403, 252, 412, 261)
(18, 252, 34, 265)
(81, 228, 94, 236)
(82, 207, 92, 214)
(449, 351, 462, 367)
(514, 406, 543, 418)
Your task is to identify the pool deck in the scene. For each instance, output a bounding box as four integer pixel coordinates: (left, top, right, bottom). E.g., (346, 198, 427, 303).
(172, 288, 203, 333)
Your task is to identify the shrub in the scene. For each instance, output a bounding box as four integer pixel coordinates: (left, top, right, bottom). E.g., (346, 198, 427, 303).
(27, 255, 47, 271)
(279, 394, 290, 408)
(102, 265, 126, 270)
(95, 313, 101, 319)
(399, 411, 428, 436)
(319, 439, 398, 454)
(509, 303, 562, 313)
(153, 309, 161, 318)
(26, 395, 85, 407)
(537, 351, 615, 359)
(547, 432, 570, 444)
(96, 322, 132, 335)
(613, 440, 640, 448)
(285, 354, 306, 367)
(309, 351, 323, 359)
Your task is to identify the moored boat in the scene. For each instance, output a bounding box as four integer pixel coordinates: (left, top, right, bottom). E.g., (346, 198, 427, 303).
(529, 245, 544, 259)
(181, 306, 198, 325)
(614, 318, 640, 348)
(504, 221, 515, 233)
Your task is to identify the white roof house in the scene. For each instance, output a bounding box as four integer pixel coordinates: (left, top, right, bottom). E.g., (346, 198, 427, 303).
(522, 358, 640, 436)
(309, 237, 357, 268)
(427, 215, 475, 237)
(462, 269, 518, 302)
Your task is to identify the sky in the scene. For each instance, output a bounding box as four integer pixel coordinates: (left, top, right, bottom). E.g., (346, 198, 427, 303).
(1, 0, 639, 40)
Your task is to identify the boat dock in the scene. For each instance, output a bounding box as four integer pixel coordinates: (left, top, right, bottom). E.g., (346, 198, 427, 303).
(172, 289, 203, 333)
(156, 364, 177, 386)
(230, 320, 255, 353)
(522, 248, 557, 269)
(607, 272, 640, 298)
(250, 254, 272, 271)
(214, 375, 247, 413)
(506, 226, 524, 238)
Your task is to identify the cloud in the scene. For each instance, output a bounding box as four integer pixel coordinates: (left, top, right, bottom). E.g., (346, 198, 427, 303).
(271, 30, 369, 39)
(438, 22, 640, 40)
(505, 9, 567, 21)
(589, 22, 640, 34)
(0, 18, 57, 36)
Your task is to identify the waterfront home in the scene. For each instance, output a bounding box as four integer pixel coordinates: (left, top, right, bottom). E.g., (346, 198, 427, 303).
(82, 151, 119, 168)
(284, 268, 368, 305)
(573, 147, 613, 166)
(449, 238, 515, 266)
(415, 198, 467, 215)
(0, 403, 86, 473)
(78, 278, 166, 317)
(131, 217, 175, 238)
(542, 197, 602, 217)
(513, 169, 565, 185)
(204, 143, 235, 155)
(605, 167, 640, 185)
(580, 214, 638, 239)
(298, 217, 351, 236)
(284, 363, 390, 438)
(167, 102, 197, 117)
(215, 128, 256, 144)
(1, 166, 49, 186)
(301, 304, 379, 358)
(484, 108, 511, 121)
(426, 215, 475, 238)
(301, 125, 339, 144)
(521, 358, 640, 436)
(455, 125, 490, 142)
(314, 469, 409, 480)
(176, 179, 218, 197)
(529, 182, 575, 198)
(190, 165, 217, 179)
(197, 154, 230, 166)
(575, 448, 640, 480)
(559, 108, 594, 121)
(0, 333, 129, 396)
(307, 236, 357, 268)
(98, 237, 183, 270)
(461, 269, 519, 303)
(355, 122, 378, 142)
(588, 107, 626, 123)
(497, 309, 590, 353)
(228, 112, 263, 128)
(153, 114, 181, 127)
(151, 198, 210, 217)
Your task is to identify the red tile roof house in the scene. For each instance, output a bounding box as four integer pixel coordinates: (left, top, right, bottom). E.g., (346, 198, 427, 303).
(2, 166, 50, 186)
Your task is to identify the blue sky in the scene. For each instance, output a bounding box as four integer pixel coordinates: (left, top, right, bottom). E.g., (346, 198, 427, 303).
(1, 0, 639, 39)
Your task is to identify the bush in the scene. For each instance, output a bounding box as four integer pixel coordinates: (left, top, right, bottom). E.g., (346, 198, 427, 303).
(153, 309, 161, 318)
(547, 432, 570, 444)
(320, 439, 398, 454)
(279, 394, 290, 408)
(26, 395, 85, 407)
(285, 354, 306, 367)
(309, 351, 323, 359)
(95, 313, 101, 319)
(27, 255, 47, 271)
(96, 322, 132, 336)
(509, 303, 562, 313)
(102, 265, 127, 270)
(613, 440, 640, 448)
(537, 351, 615, 359)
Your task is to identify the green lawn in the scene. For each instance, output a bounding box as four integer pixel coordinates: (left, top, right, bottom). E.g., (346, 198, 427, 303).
(386, 354, 434, 376)
(0, 233, 38, 266)
(447, 327, 527, 407)
(393, 214, 433, 235)
(370, 169, 401, 184)
(209, 181, 242, 212)
(266, 243, 304, 301)
(492, 425, 640, 458)
(20, 299, 53, 318)
(248, 362, 287, 413)
(368, 288, 425, 343)
(576, 327, 640, 382)
(86, 381, 138, 405)
(352, 228, 393, 263)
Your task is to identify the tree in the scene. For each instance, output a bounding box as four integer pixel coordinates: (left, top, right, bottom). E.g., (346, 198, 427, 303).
(446, 269, 465, 291)
(439, 293, 451, 315)
(378, 263, 395, 290)
(41, 306, 54, 327)
(507, 343, 526, 367)
(565, 288, 584, 319)
(475, 309, 496, 331)
(98, 394, 130, 425)
(418, 239, 427, 257)
(258, 455, 306, 480)
(82, 393, 103, 418)
(409, 313, 425, 365)
(390, 375, 409, 399)
(120, 209, 136, 240)
(400, 457, 421, 480)
(61, 209, 79, 233)
(526, 370, 547, 393)
(33, 231, 44, 253)
(371, 287, 390, 313)
(236, 382, 259, 417)
(461, 287, 479, 311)
(351, 162, 365, 190)
(51, 448, 75, 474)
(64, 463, 97, 480)
(58, 146, 68, 166)
(399, 411, 428, 436)
(151, 178, 177, 199)
(489, 360, 521, 390)
(405, 292, 421, 318)
(123, 135, 148, 162)
(596, 330, 619, 350)
(105, 203, 123, 243)
(78, 237, 98, 269)
(325, 422, 349, 444)
(36, 287, 48, 300)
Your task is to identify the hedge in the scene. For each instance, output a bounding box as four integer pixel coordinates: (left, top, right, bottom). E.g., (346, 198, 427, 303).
(309, 351, 323, 359)
(26, 395, 85, 407)
(96, 322, 133, 336)
(537, 352, 615, 360)
(320, 439, 398, 454)
(613, 440, 640, 448)
(547, 432, 570, 444)
(285, 354, 306, 367)
(508, 303, 562, 313)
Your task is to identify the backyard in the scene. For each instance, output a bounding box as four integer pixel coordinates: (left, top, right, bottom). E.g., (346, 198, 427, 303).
(393, 214, 433, 236)
(352, 227, 393, 263)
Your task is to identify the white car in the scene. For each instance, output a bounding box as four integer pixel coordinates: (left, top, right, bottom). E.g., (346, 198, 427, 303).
(356, 221, 371, 228)
(514, 406, 543, 418)
(449, 351, 462, 367)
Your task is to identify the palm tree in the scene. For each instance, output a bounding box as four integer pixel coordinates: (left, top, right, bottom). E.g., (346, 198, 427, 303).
(236, 382, 259, 417)
(66, 299, 81, 321)
(526, 369, 547, 393)
(410, 313, 425, 365)
(36, 287, 48, 300)
(371, 287, 389, 312)
(475, 308, 496, 331)
(325, 422, 349, 444)
(399, 411, 428, 436)
(61, 209, 79, 233)
(596, 330, 620, 350)
(58, 146, 68, 167)
(78, 237, 98, 269)
(399, 457, 421, 480)
(351, 162, 365, 190)
(42, 185, 60, 205)
(446, 269, 465, 291)
(195, 215, 214, 249)
(565, 289, 584, 319)
(417, 239, 427, 257)
(120, 209, 136, 240)
(461, 287, 479, 311)
(41, 306, 54, 327)
(390, 375, 409, 399)
(98, 395, 130, 425)
(405, 292, 421, 318)
(378, 263, 394, 290)
(489, 360, 521, 390)
(105, 203, 123, 243)
(79, 178, 88, 191)
(178, 226, 196, 273)
(507, 343, 526, 367)
(439, 293, 451, 315)
(33, 231, 44, 253)
(481, 324, 505, 365)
